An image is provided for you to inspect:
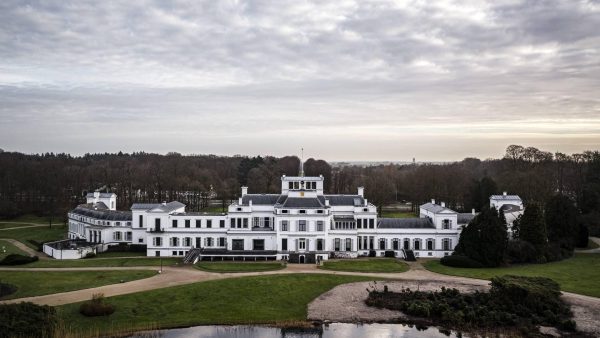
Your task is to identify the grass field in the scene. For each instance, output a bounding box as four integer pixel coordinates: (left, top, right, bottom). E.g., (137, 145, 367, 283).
(320, 258, 409, 273)
(380, 211, 415, 218)
(424, 253, 600, 298)
(0, 239, 29, 259)
(0, 270, 156, 300)
(196, 261, 285, 273)
(0, 214, 65, 229)
(16, 257, 181, 268)
(199, 206, 227, 213)
(0, 224, 67, 249)
(57, 274, 376, 335)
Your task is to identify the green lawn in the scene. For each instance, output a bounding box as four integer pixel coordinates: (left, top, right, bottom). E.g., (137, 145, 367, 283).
(0, 214, 65, 229)
(320, 258, 409, 273)
(0, 239, 30, 260)
(18, 257, 181, 268)
(0, 224, 67, 249)
(0, 270, 156, 300)
(380, 211, 415, 218)
(424, 253, 600, 298)
(57, 274, 376, 335)
(196, 261, 285, 273)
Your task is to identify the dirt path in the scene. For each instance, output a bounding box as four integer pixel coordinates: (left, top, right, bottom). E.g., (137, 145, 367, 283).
(0, 238, 50, 260)
(1, 259, 598, 336)
(0, 224, 49, 231)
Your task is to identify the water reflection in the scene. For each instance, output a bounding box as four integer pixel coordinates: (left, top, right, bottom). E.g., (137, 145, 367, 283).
(131, 323, 464, 338)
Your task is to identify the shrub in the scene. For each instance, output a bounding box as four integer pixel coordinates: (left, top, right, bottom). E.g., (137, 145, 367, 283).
(384, 250, 395, 258)
(79, 293, 115, 317)
(506, 240, 537, 264)
(0, 302, 58, 338)
(0, 254, 38, 265)
(440, 255, 484, 268)
(84, 252, 96, 259)
(0, 283, 17, 298)
(368, 250, 376, 257)
(545, 242, 564, 263)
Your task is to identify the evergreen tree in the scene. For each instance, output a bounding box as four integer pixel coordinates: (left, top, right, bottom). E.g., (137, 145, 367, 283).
(511, 214, 522, 239)
(544, 194, 578, 251)
(519, 204, 548, 262)
(454, 207, 508, 267)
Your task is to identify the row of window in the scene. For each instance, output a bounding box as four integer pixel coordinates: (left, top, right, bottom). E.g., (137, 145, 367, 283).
(288, 181, 318, 190)
(279, 209, 325, 215)
(357, 236, 453, 251)
(279, 220, 324, 232)
(152, 236, 227, 248)
(70, 214, 131, 227)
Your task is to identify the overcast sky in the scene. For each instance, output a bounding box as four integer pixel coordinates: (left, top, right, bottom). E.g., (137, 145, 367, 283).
(0, 1, 599, 161)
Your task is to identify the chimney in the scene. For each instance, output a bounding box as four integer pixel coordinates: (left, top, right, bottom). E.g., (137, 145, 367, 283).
(238, 197, 242, 205)
(325, 199, 330, 207)
(503, 191, 507, 196)
(249, 200, 253, 207)
(431, 199, 436, 205)
(241, 186, 248, 196)
(357, 187, 364, 197)
(472, 208, 476, 215)
(441, 202, 446, 208)
(364, 199, 368, 206)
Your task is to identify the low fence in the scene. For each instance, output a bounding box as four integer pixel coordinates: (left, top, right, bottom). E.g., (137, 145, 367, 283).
(43, 240, 99, 260)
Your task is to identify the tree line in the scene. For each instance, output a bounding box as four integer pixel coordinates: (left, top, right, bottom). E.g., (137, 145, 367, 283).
(1, 145, 599, 237)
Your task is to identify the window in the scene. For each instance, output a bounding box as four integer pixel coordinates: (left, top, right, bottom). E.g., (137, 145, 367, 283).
(282, 209, 289, 214)
(317, 210, 323, 214)
(357, 219, 362, 229)
(172, 251, 177, 256)
(403, 239, 410, 250)
(442, 219, 452, 229)
(139, 215, 143, 228)
(196, 220, 201, 228)
(155, 251, 160, 256)
(369, 219, 375, 229)
(280, 220, 288, 231)
(392, 239, 399, 250)
(442, 238, 452, 251)
(237, 218, 242, 228)
(172, 219, 178, 228)
(185, 220, 190, 228)
(379, 238, 386, 250)
(334, 238, 340, 251)
(230, 218, 235, 227)
(427, 239, 434, 250)
(242, 218, 248, 228)
(113, 232, 122, 241)
(170, 237, 179, 247)
(299, 210, 306, 214)
(153, 237, 162, 247)
(237, 207, 242, 211)
(232, 239, 244, 250)
(317, 239, 323, 251)
(413, 239, 422, 251)
(281, 238, 288, 251)
(317, 221, 324, 232)
(126, 232, 132, 241)
(345, 238, 352, 251)
(154, 218, 161, 231)
(218, 237, 226, 247)
(195, 237, 201, 248)
(298, 239, 306, 250)
(288, 182, 293, 189)
(263, 217, 270, 228)
(253, 239, 265, 250)
(358, 236, 363, 250)
(184, 237, 192, 246)
(204, 237, 214, 247)
(138, 238, 143, 243)
(220, 220, 225, 228)
(298, 220, 307, 231)
(207, 220, 212, 228)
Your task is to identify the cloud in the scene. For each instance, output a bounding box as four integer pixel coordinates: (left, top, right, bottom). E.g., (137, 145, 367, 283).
(0, 0, 598, 160)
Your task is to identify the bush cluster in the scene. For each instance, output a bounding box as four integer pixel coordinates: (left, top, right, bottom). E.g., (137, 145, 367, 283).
(368, 250, 376, 257)
(505, 240, 537, 264)
(105, 243, 147, 253)
(366, 275, 575, 333)
(439, 255, 483, 268)
(0, 302, 58, 338)
(384, 250, 395, 258)
(0, 283, 18, 298)
(0, 254, 38, 265)
(79, 293, 116, 317)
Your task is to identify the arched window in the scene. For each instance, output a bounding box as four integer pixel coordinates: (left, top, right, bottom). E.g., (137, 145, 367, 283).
(426, 238, 435, 250)
(442, 238, 452, 251)
(413, 238, 422, 251)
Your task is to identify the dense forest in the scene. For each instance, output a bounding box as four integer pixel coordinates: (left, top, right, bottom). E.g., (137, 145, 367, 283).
(0, 145, 599, 234)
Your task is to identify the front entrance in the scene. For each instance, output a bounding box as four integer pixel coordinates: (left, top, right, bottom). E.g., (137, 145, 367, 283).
(299, 255, 305, 264)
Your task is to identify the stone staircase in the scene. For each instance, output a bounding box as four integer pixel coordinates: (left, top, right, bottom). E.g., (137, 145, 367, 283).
(402, 249, 416, 261)
(183, 248, 203, 264)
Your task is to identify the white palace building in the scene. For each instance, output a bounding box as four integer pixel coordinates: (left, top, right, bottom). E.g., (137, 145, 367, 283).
(54, 170, 522, 262)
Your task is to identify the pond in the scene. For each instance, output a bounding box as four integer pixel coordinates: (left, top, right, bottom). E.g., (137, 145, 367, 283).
(130, 323, 466, 338)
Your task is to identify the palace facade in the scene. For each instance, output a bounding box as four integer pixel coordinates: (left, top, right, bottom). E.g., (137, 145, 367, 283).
(65, 172, 521, 262)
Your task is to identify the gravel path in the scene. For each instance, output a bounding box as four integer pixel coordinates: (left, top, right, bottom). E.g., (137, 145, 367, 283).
(0, 238, 50, 259)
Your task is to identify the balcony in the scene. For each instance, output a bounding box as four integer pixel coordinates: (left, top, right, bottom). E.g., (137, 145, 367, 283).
(149, 227, 165, 233)
(251, 226, 274, 231)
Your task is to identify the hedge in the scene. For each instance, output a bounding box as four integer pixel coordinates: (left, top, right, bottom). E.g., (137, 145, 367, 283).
(440, 255, 484, 268)
(0, 254, 38, 265)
